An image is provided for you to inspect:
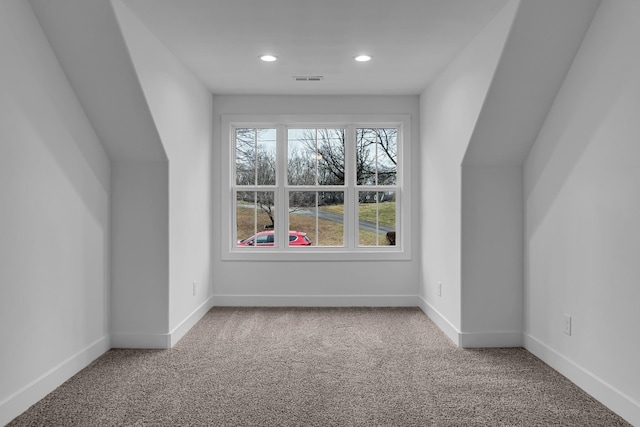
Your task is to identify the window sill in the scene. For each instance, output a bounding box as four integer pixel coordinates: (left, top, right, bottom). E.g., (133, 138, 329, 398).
(221, 248, 411, 262)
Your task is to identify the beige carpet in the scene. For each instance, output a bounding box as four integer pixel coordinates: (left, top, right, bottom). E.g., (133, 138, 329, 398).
(9, 307, 630, 426)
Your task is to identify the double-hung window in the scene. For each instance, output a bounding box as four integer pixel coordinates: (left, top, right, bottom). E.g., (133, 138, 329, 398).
(222, 114, 410, 261)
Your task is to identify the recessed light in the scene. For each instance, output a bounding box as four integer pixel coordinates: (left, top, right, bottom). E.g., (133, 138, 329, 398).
(260, 55, 278, 62)
(354, 55, 372, 62)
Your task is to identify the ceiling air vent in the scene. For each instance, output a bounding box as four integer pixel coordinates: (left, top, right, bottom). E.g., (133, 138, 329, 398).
(293, 76, 324, 82)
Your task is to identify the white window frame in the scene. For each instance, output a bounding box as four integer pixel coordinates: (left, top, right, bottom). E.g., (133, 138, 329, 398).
(221, 114, 412, 261)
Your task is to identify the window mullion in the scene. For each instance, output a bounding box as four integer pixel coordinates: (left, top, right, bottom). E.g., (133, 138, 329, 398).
(277, 125, 288, 248)
(252, 190, 258, 241)
(253, 128, 258, 186)
(314, 191, 319, 248)
(345, 125, 356, 249)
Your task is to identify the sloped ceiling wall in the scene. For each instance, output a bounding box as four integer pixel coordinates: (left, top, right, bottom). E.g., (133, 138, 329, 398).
(29, 0, 166, 162)
(462, 0, 602, 166)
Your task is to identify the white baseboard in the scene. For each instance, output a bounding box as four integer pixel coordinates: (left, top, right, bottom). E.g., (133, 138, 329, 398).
(417, 297, 522, 348)
(169, 296, 215, 347)
(0, 336, 110, 426)
(212, 294, 417, 307)
(110, 332, 171, 349)
(416, 296, 461, 346)
(111, 298, 216, 349)
(524, 333, 640, 426)
(459, 331, 523, 348)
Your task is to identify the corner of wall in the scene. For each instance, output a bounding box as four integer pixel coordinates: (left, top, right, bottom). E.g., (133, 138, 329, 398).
(169, 296, 215, 347)
(417, 296, 461, 347)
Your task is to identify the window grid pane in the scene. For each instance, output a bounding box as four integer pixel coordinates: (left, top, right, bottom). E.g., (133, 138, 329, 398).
(235, 128, 277, 186)
(356, 128, 397, 186)
(288, 128, 345, 186)
(236, 190, 276, 247)
(289, 191, 344, 247)
(358, 191, 396, 247)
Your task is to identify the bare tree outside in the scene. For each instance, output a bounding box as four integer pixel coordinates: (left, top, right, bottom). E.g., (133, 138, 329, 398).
(235, 128, 276, 228)
(356, 128, 397, 184)
(288, 127, 397, 187)
(235, 128, 276, 186)
(288, 128, 346, 186)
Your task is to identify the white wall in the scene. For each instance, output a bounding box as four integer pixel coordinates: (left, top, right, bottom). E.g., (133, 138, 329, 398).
(524, 0, 640, 423)
(112, 0, 214, 345)
(418, 0, 518, 341)
(29, 0, 167, 163)
(460, 164, 523, 346)
(0, 1, 110, 424)
(110, 161, 169, 348)
(212, 95, 419, 306)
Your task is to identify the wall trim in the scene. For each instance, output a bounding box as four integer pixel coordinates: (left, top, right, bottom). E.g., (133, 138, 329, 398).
(524, 333, 640, 426)
(111, 298, 216, 349)
(416, 296, 461, 346)
(110, 332, 171, 349)
(417, 297, 523, 348)
(0, 336, 110, 426)
(212, 294, 417, 307)
(169, 296, 215, 347)
(459, 331, 523, 348)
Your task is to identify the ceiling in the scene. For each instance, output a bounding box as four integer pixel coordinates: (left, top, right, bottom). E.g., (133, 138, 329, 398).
(121, 0, 509, 95)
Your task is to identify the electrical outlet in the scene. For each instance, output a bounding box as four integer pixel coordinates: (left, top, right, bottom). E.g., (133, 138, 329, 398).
(563, 314, 571, 336)
(192, 281, 197, 296)
(438, 282, 442, 297)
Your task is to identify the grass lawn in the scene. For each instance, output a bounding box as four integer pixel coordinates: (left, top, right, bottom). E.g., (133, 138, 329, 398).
(236, 205, 390, 246)
(321, 201, 396, 227)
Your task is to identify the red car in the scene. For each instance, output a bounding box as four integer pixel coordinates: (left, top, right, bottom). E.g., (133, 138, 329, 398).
(237, 230, 311, 247)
